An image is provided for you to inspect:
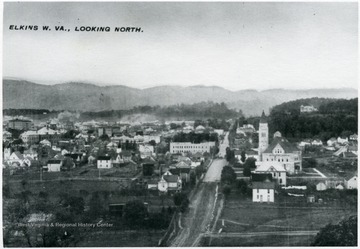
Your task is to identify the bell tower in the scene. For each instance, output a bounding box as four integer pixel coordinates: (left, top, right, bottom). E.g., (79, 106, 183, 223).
(258, 110, 269, 161)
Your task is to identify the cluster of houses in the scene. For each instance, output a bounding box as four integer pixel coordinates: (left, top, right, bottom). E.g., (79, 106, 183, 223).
(3, 117, 220, 192)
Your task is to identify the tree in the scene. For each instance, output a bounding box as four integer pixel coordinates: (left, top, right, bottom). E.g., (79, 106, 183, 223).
(243, 157, 256, 177)
(221, 165, 237, 185)
(312, 215, 357, 246)
(240, 151, 246, 163)
(173, 192, 190, 213)
(124, 200, 148, 227)
(222, 184, 231, 196)
(99, 134, 110, 141)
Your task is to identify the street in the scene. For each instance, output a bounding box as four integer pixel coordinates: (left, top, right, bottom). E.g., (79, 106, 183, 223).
(169, 133, 229, 246)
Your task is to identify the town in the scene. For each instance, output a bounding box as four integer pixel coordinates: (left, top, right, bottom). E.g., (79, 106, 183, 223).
(2, 97, 357, 247)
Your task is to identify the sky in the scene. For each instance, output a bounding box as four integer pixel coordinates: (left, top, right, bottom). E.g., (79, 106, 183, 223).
(2, 2, 358, 91)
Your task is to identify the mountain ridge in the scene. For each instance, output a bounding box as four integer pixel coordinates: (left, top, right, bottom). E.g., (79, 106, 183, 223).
(3, 79, 357, 116)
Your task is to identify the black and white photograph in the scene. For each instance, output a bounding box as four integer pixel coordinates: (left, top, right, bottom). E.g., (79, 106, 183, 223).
(2, 1, 358, 247)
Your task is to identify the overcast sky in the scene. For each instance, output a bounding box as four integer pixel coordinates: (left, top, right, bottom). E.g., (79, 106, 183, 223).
(3, 2, 358, 91)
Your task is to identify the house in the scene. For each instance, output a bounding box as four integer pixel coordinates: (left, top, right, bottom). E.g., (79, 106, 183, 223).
(195, 125, 206, 134)
(97, 156, 113, 169)
(335, 183, 345, 190)
(311, 139, 323, 146)
(121, 150, 133, 162)
(40, 139, 51, 147)
(337, 137, 349, 145)
(327, 137, 337, 147)
(139, 144, 154, 159)
(158, 171, 182, 193)
(349, 134, 358, 141)
(47, 159, 63, 172)
(252, 181, 275, 203)
(345, 175, 357, 189)
(3, 130, 12, 140)
(316, 182, 327, 191)
(3, 148, 12, 160)
(300, 105, 318, 113)
(8, 151, 25, 165)
(23, 149, 38, 160)
(255, 163, 287, 186)
(147, 180, 159, 191)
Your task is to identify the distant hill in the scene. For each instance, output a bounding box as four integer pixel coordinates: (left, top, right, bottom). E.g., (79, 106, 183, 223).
(268, 98, 358, 141)
(3, 79, 357, 116)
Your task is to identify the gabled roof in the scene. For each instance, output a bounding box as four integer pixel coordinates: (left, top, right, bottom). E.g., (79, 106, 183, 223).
(252, 181, 275, 189)
(12, 151, 24, 160)
(48, 159, 61, 164)
(256, 163, 286, 172)
(176, 161, 191, 168)
(163, 174, 180, 183)
(263, 137, 299, 154)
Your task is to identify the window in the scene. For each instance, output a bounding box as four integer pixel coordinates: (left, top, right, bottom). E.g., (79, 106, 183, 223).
(268, 189, 270, 194)
(257, 189, 259, 193)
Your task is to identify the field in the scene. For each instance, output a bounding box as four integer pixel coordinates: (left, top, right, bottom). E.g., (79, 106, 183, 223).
(204, 190, 357, 246)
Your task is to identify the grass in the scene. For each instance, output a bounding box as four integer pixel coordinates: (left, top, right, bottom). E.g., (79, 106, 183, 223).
(210, 190, 357, 246)
(201, 234, 315, 246)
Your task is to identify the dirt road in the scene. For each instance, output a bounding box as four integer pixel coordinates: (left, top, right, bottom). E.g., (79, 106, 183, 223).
(169, 158, 227, 246)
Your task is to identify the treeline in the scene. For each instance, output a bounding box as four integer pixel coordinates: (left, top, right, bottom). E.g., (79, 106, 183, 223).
(81, 102, 241, 120)
(172, 132, 218, 143)
(3, 109, 61, 116)
(269, 98, 358, 141)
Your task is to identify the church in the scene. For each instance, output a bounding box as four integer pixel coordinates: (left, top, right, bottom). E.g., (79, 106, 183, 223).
(256, 111, 302, 176)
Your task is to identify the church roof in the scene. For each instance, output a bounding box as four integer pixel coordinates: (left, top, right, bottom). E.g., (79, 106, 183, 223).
(263, 137, 299, 154)
(259, 111, 267, 124)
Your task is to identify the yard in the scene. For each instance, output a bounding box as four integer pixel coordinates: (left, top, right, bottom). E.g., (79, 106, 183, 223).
(206, 189, 357, 246)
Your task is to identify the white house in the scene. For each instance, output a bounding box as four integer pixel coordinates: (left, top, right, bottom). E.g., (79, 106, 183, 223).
(345, 175, 357, 189)
(311, 139, 323, 146)
(139, 144, 154, 159)
(3, 148, 11, 160)
(337, 137, 349, 145)
(158, 171, 182, 193)
(252, 181, 275, 203)
(47, 159, 63, 172)
(97, 156, 113, 169)
(316, 182, 327, 191)
(40, 139, 51, 147)
(327, 137, 337, 147)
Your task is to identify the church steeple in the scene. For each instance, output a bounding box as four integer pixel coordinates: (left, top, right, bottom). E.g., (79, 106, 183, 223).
(260, 110, 267, 123)
(258, 110, 269, 161)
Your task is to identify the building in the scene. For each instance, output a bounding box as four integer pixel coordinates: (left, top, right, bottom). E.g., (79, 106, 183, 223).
(158, 171, 182, 193)
(97, 156, 113, 169)
(316, 182, 327, 191)
(47, 159, 63, 172)
(258, 111, 269, 161)
(257, 112, 302, 174)
(20, 130, 40, 144)
(345, 175, 357, 189)
(349, 134, 358, 141)
(252, 181, 275, 203)
(255, 163, 287, 185)
(170, 141, 215, 154)
(300, 105, 318, 113)
(261, 137, 302, 174)
(7, 119, 32, 130)
(139, 144, 154, 159)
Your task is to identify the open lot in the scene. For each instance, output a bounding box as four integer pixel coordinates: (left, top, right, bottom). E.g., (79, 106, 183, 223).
(207, 190, 357, 246)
